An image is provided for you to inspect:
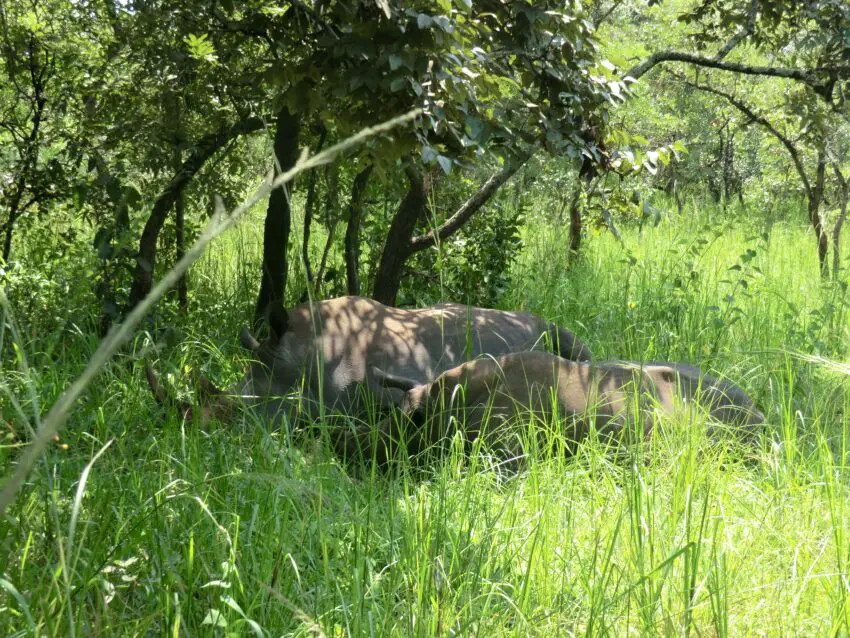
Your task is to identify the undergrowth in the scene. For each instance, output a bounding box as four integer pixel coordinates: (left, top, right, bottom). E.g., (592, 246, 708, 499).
(1, 199, 850, 635)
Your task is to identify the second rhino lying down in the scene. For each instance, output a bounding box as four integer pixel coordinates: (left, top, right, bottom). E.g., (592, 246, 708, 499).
(332, 351, 764, 465)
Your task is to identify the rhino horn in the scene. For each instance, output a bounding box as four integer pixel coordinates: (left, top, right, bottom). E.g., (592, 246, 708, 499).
(239, 327, 261, 352)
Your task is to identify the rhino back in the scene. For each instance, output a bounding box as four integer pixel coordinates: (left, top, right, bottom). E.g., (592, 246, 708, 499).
(418, 304, 552, 362)
(259, 296, 581, 414)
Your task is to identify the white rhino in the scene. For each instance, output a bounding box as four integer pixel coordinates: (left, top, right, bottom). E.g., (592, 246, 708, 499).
(332, 351, 765, 465)
(146, 296, 592, 421)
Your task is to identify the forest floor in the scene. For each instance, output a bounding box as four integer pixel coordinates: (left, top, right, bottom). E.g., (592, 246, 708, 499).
(2, 203, 850, 636)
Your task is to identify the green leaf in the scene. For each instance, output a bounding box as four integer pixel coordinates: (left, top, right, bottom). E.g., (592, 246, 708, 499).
(422, 145, 438, 163)
(93, 227, 113, 260)
(465, 115, 484, 140)
(437, 155, 453, 174)
(124, 184, 142, 207)
(262, 6, 290, 16)
(72, 182, 88, 210)
(184, 33, 217, 63)
(106, 178, 122, 204)
(220, 595, 265, 638)
(0, 578, 35, 631)
(20, 11, 46, 35)
(202, 609, 228, 628)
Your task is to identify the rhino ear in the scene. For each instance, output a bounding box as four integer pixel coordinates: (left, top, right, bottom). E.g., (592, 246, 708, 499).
(264, 304, 289, 341)
(372, 366, 418, 392)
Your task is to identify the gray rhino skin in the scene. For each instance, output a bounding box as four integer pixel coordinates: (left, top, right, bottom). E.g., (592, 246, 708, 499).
(333, 351, 764, 465)
(172, 296, 592, 421)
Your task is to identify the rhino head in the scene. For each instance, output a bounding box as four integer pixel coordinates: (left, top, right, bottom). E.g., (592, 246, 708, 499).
(144, 305, 295, 424)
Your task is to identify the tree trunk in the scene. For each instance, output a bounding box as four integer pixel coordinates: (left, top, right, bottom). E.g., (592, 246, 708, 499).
(343, 164, 374, 296)
(809, 146, 828, 278)
(169, 94, 188, 311)
(2, 92, 46, 262)
(127, 116, 263, 309)
(832, 163, 849, 279)
(714, 124, 726, 205)
(2, 197, 22, 262)
(372, 169, 428, 306)
(373, 151, 533, 306)
(174, 187, 187, 310)
(568, 182, 582, 254)
(301, 124, 327, 293)
(723, 130, 735, 205)
(254, 106, 302, 324)
(407, 152, 532, 253)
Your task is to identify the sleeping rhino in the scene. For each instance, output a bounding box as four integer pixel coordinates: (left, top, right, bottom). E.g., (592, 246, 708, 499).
(332, 351, 765, 465)
(146, 295, 592, 422)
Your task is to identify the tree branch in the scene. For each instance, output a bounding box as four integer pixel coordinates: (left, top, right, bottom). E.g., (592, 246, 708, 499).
(127, 115, 265, 308)
(832, 161, 849, 278)
(713, 0, 758, 62)
(834, 162, 848, 193)
(593, 0, 625, 29)
(675, 76, 813, 201)
(625, 51, 847, 91)
(408, 149, 534, 253)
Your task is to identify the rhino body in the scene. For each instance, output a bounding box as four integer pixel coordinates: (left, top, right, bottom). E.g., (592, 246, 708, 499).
(162, 296, 592, 421)
(334, 351, 764, 465)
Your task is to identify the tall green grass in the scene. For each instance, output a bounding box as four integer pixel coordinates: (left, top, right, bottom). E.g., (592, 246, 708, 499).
(2, 198, 850, 635)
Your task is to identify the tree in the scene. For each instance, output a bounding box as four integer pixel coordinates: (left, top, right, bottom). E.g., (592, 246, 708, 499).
(681, 78, 839, 277)
(210, 1, 620, 309)
(253, 106, 300, 323)
(343, 163, 374, 296)
(0, 0, 105, 261)
(91, 0, 271, 314)
(626, 0, 850, 107)
(372, 152, 533, 305)
(127, 115, 264, 309)
(586, 0, 850, 277)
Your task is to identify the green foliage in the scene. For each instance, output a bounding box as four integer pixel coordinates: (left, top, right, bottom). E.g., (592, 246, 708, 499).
(4, 201, 850, 634)
(402, 172, 527, 306)
(4, 0, 850, 629)
(268, 0, 615, 171)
